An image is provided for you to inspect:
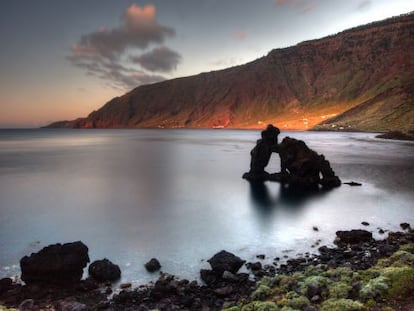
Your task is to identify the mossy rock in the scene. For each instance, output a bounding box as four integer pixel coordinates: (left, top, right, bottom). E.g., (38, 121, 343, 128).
(222, 307, 241, 311)
(251, 284, 273, 300)
(300, 275, 331, 293)
(329, 282, 353, 299)
(359, 276, 389, 300)
(0, 307, 18, 311)
(320, 298, 364, 311)
(322, 267, 354, 281)
(381, 266, 414, 299)
(303, 265, 324, 277)
(240, 301, 279, 311)
(285, 295, 310, 309)
(399, 243, 414, 254)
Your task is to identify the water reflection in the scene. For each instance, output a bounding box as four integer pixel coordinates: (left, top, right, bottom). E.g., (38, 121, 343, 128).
(249, 180, 332, 212)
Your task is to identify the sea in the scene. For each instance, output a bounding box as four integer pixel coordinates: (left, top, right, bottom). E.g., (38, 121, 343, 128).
(0, 129, 413, 285)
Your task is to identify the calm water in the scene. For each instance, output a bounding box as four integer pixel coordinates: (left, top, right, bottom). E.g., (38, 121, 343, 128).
(0, 129, 413, 285)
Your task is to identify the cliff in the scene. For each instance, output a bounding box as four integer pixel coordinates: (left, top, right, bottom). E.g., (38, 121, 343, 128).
(47, 13, 414, 131)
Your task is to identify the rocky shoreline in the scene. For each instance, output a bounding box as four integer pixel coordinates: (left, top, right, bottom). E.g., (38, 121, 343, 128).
(0, 223, 413, 310)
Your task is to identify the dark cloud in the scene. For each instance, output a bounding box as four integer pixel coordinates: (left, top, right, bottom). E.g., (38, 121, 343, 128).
(69, 4, 177, 90)
(68, 54, 165, 90)
(130, 46, 181, 72)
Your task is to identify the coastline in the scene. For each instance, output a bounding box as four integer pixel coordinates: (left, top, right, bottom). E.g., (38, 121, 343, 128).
(1, 224, 413, 310)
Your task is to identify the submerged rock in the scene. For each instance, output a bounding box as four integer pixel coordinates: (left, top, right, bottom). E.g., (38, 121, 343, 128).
(20, 241, 89, 285)
(145, 258, 161, 272)
(88, 258, 121, 282)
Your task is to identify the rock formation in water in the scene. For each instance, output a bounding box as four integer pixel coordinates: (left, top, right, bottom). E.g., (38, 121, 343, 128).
(243, 126, 341, 189)
(20, 241, 89, 285)
(45, 13, 414, 132)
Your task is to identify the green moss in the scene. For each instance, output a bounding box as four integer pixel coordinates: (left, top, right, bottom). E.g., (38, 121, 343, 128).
(320, 298, 364, 311)
(286, 295, 310, 310)
(251, 284, 273, 300)
(360, 276, 389, 300)
(303, 265, 324, 277)
(0, 307, 18, 311)
(322, 267, 354, 281)
(382, 266, 414, 299)
(329, 282, 352, 299)
(300, 275, 331, 294)
(240, 301, 279, 311)
(377, 250, 414, 268)
(257, 276, 282, 288)
(280, 307, 299, 311)
(222, 307, 240, 311)
(399, 243, 414, 254)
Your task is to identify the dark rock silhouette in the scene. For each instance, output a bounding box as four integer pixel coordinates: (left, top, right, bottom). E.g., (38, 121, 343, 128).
(20, 241, 89, 285)
(243, 124, 280, 181)
(336, 230, 373, 244)
(275, 136, 341, 189)
(0, 278, 12, 295)
(376, 131, 414, 141)
(145, 258, 162, 272)
(207, 250, 246, 275)
(88, 258, 121, 282)
(243, 127, 341, 190)
(344, 181, 362, 186)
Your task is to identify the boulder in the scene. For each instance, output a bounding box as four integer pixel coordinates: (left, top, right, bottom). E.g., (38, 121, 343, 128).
(145, 258, 161, 272)
(336, 230, 373, 244)
(0, 277, 12, 294)
(200, 269, 218, 285)
(20, 241, 89, 285)
(207, 250, 245, 275)
(88, 258, 121, 282)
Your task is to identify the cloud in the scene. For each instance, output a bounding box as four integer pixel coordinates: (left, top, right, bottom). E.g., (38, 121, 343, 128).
(73, 4, 175, 60)
(273, 0, 320, 13)
(357, 0, 371, 11)
(69, 4, 179, 90)
(130, 46, 181, 72)
(68, 54, 165, 90)
(235, 31, 246, 40)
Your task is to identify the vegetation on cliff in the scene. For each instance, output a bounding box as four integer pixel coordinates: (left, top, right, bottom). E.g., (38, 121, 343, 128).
(46, 13, 414, 132)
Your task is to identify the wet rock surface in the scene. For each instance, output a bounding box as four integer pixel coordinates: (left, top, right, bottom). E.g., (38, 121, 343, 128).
(88, 258, 121, 283)
(335, 229, 373, 244)
(207, 250, 246, 275)
(20, 241, 89, 285)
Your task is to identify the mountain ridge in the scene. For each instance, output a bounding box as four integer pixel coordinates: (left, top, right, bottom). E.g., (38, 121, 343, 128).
(46, 12, 414, 131)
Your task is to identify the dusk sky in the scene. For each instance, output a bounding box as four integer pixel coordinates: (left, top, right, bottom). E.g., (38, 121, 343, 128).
(0, 0, 413, 128)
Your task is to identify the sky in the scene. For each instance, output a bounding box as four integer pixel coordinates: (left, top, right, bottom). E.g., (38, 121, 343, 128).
(0, 0, 413, 128)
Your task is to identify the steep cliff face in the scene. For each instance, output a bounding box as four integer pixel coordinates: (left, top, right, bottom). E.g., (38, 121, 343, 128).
(47, 13, 414, 131)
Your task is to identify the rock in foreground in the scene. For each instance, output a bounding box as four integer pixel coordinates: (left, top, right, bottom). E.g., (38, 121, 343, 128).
(336, 229, 373, 244)
(207, 250, 246, 275)
(88, 258, 121, 282)
(20, 241, 89, 285)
